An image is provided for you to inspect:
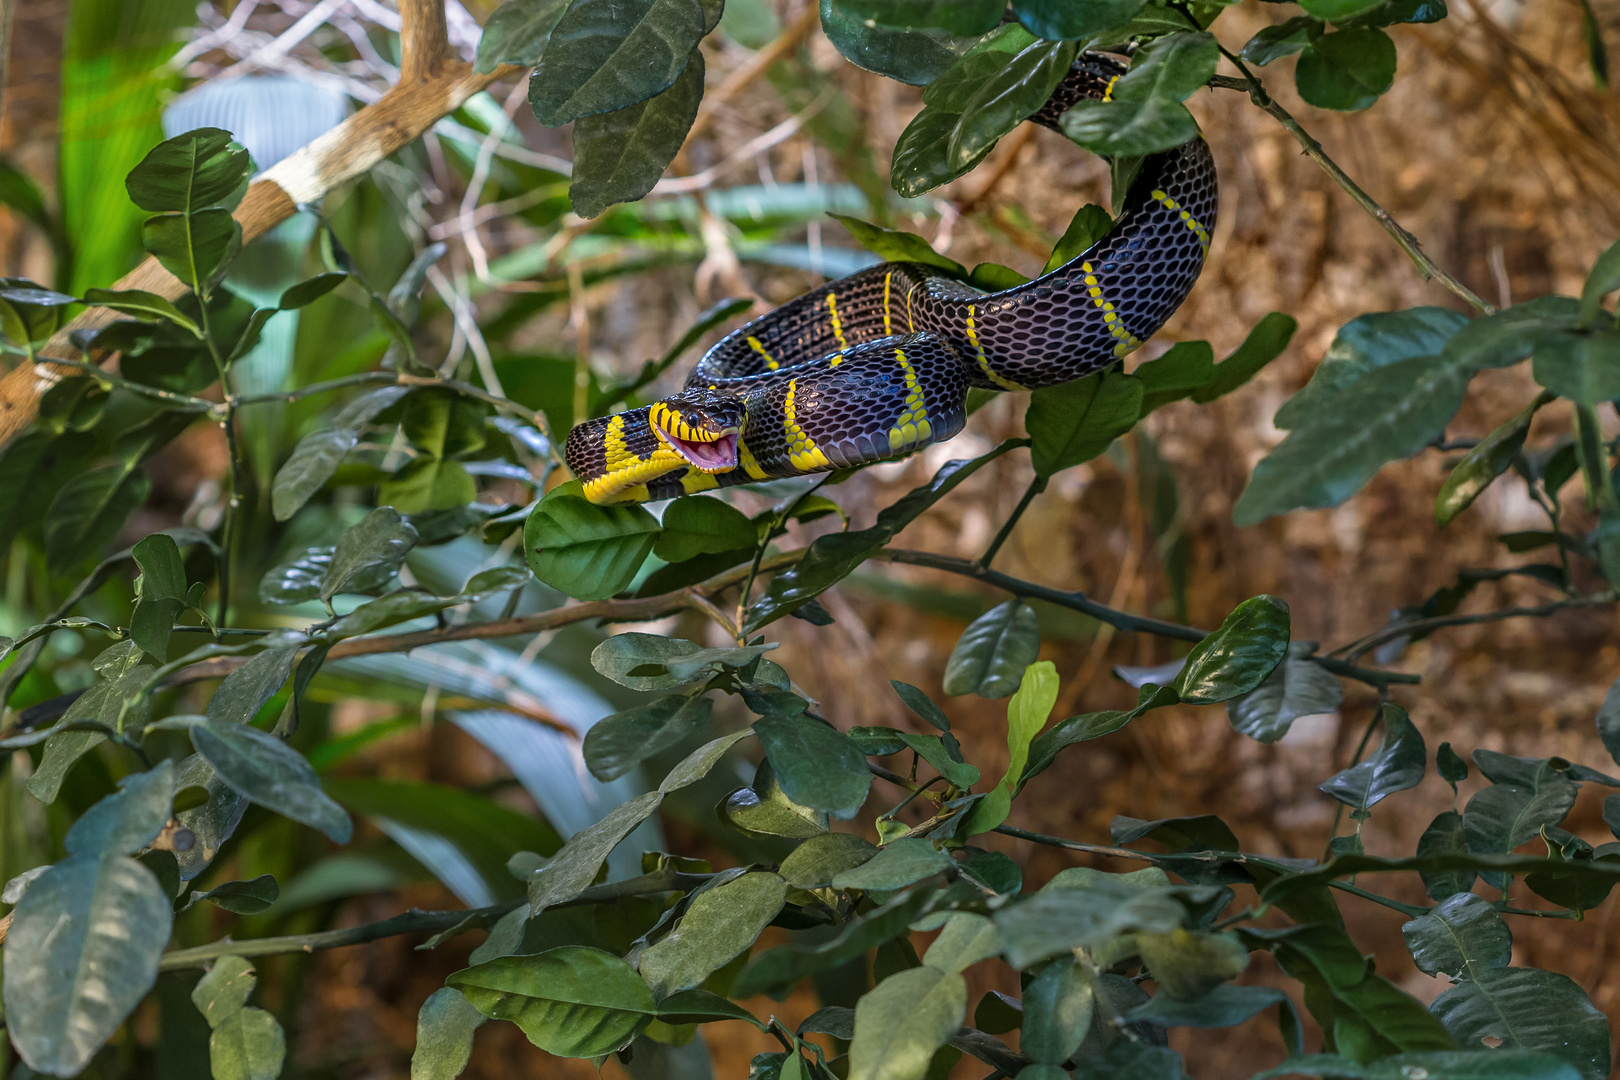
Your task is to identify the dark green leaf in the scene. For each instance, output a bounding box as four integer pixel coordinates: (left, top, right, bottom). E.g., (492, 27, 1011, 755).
(656, 988, 766, 1027)
(828, 213, 966, 277)
(756, 713, 871, 819)
(1438, 742, 1469, 788)
(1014, 0, 1146, 39)
(323, 507, 419, 600)
(584, 695, 714, 781)
(191, 874, 280, 915)
(733, 888, 939, 997)
(1191, 312, 1299, 403)
(1020, 957, 1092, 1064)
(1059, 32, 1219, 156)
(569, 51, 705, 217)
(476, 0, 572, 72)
(1300, 0, 1386, 22)
(942, 599, 1040, 698)
(1136, 929, 1250, 1000)
(1128, 984, 1300, 1042)
(833, 0, 1004, 34)
(591, 633, 774, 688)
(2, 854, 172, 1076)
(1251, 1052, 1582, 1079)
(890, 103, 982, 197)
(1531, 330, 1620, 404)
(722, 758, 830, 838)
(142, 207, 241, 294)
(525, 483, 659, 600)
(1022, 684, 1178, 789)
(1401, 893, 1511, 980)
(1027, 371, 1144, 477)
(1430, 969, 1609, 1080)
(1319, 703, 1425, 811)
(82, 287, 202, 335)
(1437, 397, 1543, 525)
(1413, 810, 1473, 900)
(1225, 642, 1342, 743)
(1463, 768, 1578, 863)
(1279, 308, 1467, 428)
(528, 0, 708, 125)
(891, 679, 951, 731)
(1175, 595, 1290, 704)
(1600, 675, 1620, 768)
(1580, 239, 1620, 328)
(653, 494, 758, 563)
(894, 731, 980, 787)
(818, 0, 984, 86)
(947, 39, 1079, 170)
(272, 429, 358, 521)
(831, 837, 954, 891)
(1135, 341, 1215, 414)
(206, 640, 300, 725)
(640, 872, 788, 997)
(1043, 204, 1114, 273)
(447, 947, 657, 1056)
(1241, 17, 1320, 65)
(1295, 29, 1397, 112)
(994, 877, 1206, 969)
(848, 966, 968, 1080)
(65, 760, 174, 857)
(779, 832, 878, 888)
(1441, 295, 1580, 372)
(191, 719, 353, 843)
(45, 464, 151, 574)
(125, 128, 251, 212)
(529, 791, 666, 913)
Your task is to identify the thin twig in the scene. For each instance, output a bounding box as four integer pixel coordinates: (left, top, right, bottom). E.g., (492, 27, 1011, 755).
(1335, 592, 1616, 663)
(979, 476, 1047, 569)
(1208, 65, 1494, 314)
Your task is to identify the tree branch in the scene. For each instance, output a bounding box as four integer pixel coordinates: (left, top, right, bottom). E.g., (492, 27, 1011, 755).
(1208, 66, 1494, 315)
(1336, 592, 1617, 663)
(399, 0, 449, 84)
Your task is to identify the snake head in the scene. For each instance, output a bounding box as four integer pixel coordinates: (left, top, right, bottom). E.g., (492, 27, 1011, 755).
(648, 390, 746, 473)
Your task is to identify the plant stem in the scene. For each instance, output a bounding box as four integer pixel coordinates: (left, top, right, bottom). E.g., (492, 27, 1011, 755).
(1335, 592, 1616, 663)
(233, 370, 553, 441)
(44, 359, 216, 414)
(979, 475, 1047, 569)
(1209, 63, 1494, 315)
(158, 868, 711, 970)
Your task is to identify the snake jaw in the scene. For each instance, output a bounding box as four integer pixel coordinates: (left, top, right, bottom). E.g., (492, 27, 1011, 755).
(653, 420, 741, 473)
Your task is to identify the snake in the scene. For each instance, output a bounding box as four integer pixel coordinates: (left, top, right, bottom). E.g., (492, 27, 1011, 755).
(565, 52, 1217, 505)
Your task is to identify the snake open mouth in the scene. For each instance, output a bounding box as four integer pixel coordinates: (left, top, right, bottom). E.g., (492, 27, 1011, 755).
(654, 421, 740, 472)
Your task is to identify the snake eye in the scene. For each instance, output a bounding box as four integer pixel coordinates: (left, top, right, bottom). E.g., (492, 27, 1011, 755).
(650, 400, 743, 473)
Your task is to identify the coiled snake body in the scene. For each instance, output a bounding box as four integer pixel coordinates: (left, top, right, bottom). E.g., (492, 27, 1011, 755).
(566, 53, 1217, 505)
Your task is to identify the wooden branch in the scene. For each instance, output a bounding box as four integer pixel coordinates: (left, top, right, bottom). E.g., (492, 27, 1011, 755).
(399, 0, 450, 84)
(0, 57, 519, 450)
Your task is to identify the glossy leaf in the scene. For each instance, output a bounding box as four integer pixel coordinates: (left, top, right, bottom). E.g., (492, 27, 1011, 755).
(448, 947, 657, 1057)
(2, 854, 172, 1076)
(640, 872, 788, 997)
(272, 429, 358, 522)
(891, 103, 982, 197)
(1135, 341, 1215, 414)
(44, 464, 151, 573)
(1175, 596, 1290, 704)
(1022, 684, 1178, 789)
(1436, 396, 1544, 526)
(947, 38, 1079, 170)
(832, 837, 954, 891)
(191, 719, 353, 843)
(968, 660, 1057, 834)
(1060, 32, 1219, 156)
(64, 760, 174, 857)
(819, 0, 983, 86)
(476, 0, 571, 72)
(191, 874, 281, 915)
(1319, 704, 1425, 811)
(1295, 29, 1397, 112)
(1430, 970, 1610, 1080)
(1014, 0, 1146, 40)
(584, 695, 714, 781)
(142, 207, 241, 294)
(1531, 330, 1620, 404)
(323, 506, 419, 600)
(1251, 1052, 1581, 1079)
(1044, 204, 1114, 273)
(779, 832, 878, 888)
(528, 0, 709, 126)
(942, 599, 1041, 698)
(721, 759, 830, 838)
(1026, 371, 1145, 478)
(525, 484, 659, 600)
(570, 51, 705, 217)
(848, 966, 967, 1080)
(1225, 641, 1342, 743)
(1021, 957, 1093, 1064)
(1463, 766, 1578, 862)
(125, 127, 250, 212)
(829, 213, 966, 277)
(833, 0, 1004, 33)
(1242, 17, 1319, 65)
(1192, 312, 1300, 403)
(1401, 893, 1512, 980)
(756, 713, 871, 818)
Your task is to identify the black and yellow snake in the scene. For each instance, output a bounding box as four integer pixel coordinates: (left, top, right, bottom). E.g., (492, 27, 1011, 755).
(565, 53, 1217, 505)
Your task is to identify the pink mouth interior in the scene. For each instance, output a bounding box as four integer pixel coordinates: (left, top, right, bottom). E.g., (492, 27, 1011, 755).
(661, 428, 739, 471)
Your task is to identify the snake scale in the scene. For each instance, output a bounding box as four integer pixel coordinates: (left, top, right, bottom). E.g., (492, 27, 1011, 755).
(565, 53, 1218, 505)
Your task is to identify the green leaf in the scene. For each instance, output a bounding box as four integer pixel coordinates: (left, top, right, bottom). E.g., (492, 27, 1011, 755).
(818, 0, 984, 86)
(1462, 766, 1578, 864)
(1233, 354, 1473, 525)
(1279, 308, 1468, 428)
(272, 429, 358, 521)
(130, 533, 189, 660)
(640, 872, 788, 997)
(967, 660, 1057, 834)
(890, 103, 983, 197)
(1430, 969, 1610, 1080)
(209, 1007, 286, 1080)
(191, 874, 281, 915)
(1135, 341, 1216, 414)
(1175, 595, 1289, 704)
(733, 888, 939, 997)
(779, 832, 878, 888)
(44, 464, 151, 574)
(142, 207, 242, 295)
(947, 39, 1079, 170)
(1531, 330, 1620, 404)
(1401, 893, 1511, 981)
(653, 495, 759, 563)
(191, 719, 353, 843)
(1295, 29, 1397, 112)
(994, 876, 1205, 968)
(1251, 1052, 1582, 1079)
(832, 837, 954, 891)
(1128, 984, 1300, 1044)
(1021, 684, 1178, 789)
(1579, 239, 1620, 328)
(1441, 296, 1580, 371)
(476, 0, 572, 73)
(323, 507, 419, 600)
(921, 912, 999, 974)
(1059, 32, 1219, 156)
(1136, 929, 1250, 1000)
(528, 790, 666, 914)
(569, 51, 705, 217)
(412, 987, 487, 1080)
(833, 0, 1004, 34)
(828, 213, 966, 277)
(1300, 0, 1387, 22)
(655, 988, 766, 1027)
(1225, 641, 1342, 743)
(448, 947, 658, 1056)
(721, 759, 830, 838)
(1319, 703, 1425, 811)
(584, 695, 714, 781)
(756, 713, 871, 819)
(0, 279, 73, 359)
(1027, 371, 1145, 477)
(1014, 0, 1147, 40)
(1241, 17, 1320, 65)
(125, 127, 251, 212)
(525, 483, 660, 600)
(1192, 312, 1299, 403)
(748, 441, 1020, 627)
(848, 966, 968, 1080)
(1599, 675, 1620, 768)
(528, 0, 708, 125)
(2, 854, 173, 1076)
(942, 599, 1041, 698)
(192, 956, 257, 1027)
(891, 680, 951, 731)
(207, 640, 301, 725)
(65, 761, 174, 857)
(591, 633, 774, 689)
(1043, 204, 1114, 273)
(381, 458, 479, 514)
(1020, 957, 1093, 1064)
(894, 731, 980, 787)
(1417, 810, 1476, 900)
(1436, 396, 1544, 526)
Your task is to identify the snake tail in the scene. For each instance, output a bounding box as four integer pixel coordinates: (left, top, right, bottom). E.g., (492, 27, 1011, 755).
(565, 52, 1218, 505)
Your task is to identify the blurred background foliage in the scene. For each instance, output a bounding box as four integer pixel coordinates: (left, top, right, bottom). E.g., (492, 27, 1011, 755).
(0, 0, 1619, 1077)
